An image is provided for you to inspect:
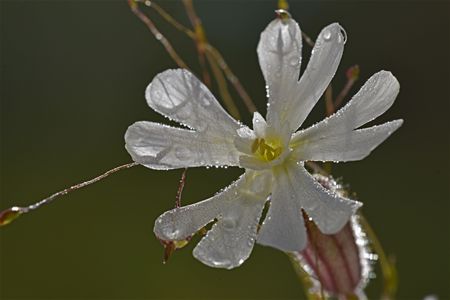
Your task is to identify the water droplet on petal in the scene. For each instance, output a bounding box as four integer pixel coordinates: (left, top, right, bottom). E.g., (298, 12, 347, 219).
(323, 30, 332, 41)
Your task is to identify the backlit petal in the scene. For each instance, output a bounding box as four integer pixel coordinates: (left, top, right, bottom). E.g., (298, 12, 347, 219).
(278, 23, 345, 131)
(146, 69, 240, 136)
(288, 163, 361, 234)
(292, 71, 400, 142)
(252, 112, 268, 138)
(257, 18, 302, 129)
(154, 171, 272, 269)
(292, 120, 403, 162)
(193, 191, 267, 269)
(257, 167, 307, 252)
(125, 121, 239, 170)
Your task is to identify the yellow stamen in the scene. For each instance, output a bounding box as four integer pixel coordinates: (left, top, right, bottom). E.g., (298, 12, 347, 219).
(251, 138, 283, 162)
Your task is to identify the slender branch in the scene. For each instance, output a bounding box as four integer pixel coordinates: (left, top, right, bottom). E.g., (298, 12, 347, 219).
(205, 51, 241, 120)
(148, 0, 257, 114)
(324, 85, 334, 117)
(333, 65, 360, 110)
(182, 0, 212, 88)
(0, 162, 138, 226)
(175, 168, 188, 208)
(127, 0, 188, 69)
(205, 45, 257, 113)
(302, 32, 315, 48)
(150, 2, 195, 39)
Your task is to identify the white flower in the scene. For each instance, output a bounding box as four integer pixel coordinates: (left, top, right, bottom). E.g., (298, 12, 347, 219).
(125, 17, 402, 269)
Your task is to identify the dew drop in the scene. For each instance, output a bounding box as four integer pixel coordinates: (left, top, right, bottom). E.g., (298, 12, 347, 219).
(155, 33, 163, 40)
(323, 30, 332, 41)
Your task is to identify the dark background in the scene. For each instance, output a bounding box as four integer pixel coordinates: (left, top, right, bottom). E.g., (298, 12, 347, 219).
(1, 0, 449, 299)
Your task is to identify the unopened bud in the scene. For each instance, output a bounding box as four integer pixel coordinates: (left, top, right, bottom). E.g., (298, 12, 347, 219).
(291, 175, 372, 298)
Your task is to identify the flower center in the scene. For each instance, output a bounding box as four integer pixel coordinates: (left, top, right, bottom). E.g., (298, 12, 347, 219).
(251, 138, 283, 162)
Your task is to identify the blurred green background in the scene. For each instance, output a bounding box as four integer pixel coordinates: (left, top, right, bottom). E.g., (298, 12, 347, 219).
(1, 0, 449, 299)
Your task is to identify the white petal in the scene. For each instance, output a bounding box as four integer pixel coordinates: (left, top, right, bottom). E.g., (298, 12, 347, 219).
(257, 167, 307, 252)
(193, 171, 272, 269)
(283, 23, 346, 131)
(252, 112, 267, 138)
(287, 163, 361, 234)
(154, 171, 272, 269)
(146, 69, 240, 136)
(257, 18, 302, 128)
(292, 120, 403, 162)
(125, 121, 239, 170)
(193, 190, 266, 269)
(153, 175, 244, 242)
(233, 126, 257, 155)
(292, 71, 400, 143)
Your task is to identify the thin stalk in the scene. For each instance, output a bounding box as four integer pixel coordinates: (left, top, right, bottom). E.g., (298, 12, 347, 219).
(205, 51, 241, 120)
(0, 162, 138, 226)
(175, 168, 188, 208)
(325, 85, 334, 117)
(205, 45, 257, 113)
(333, 65, 360, 111)
(148, 0, 257, 114)
(182, 0, 212, 88)
(127, 0, 188, 69)
(302, 32, 315, 48)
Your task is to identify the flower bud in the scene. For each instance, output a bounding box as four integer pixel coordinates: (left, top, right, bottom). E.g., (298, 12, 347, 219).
(291, 175, 373, 298)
